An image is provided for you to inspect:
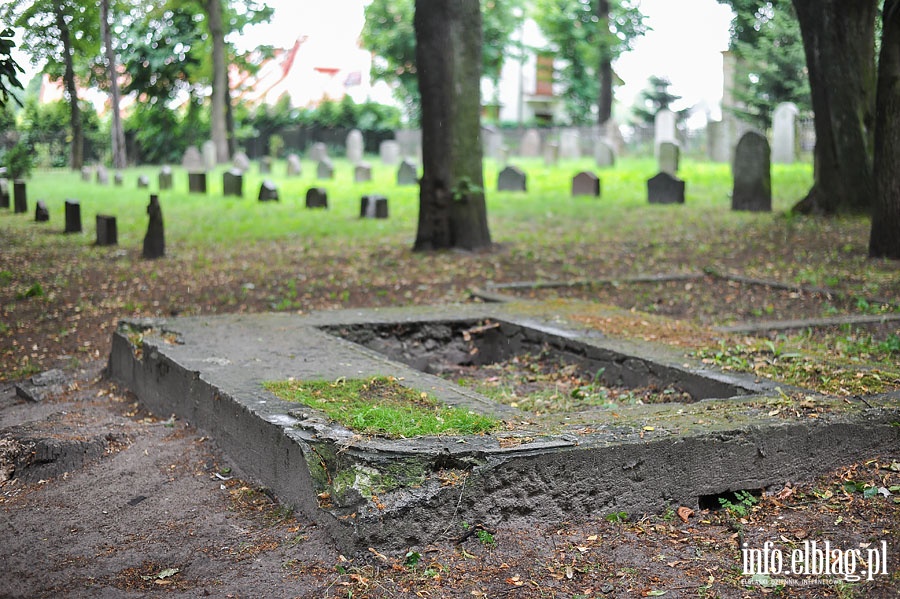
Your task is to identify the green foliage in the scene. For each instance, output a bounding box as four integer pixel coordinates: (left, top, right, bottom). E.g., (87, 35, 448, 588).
(630, 76, 688, 127)
(475, 529, 496, 547)
(1, 140, 32, 179)
(16, 282, 44, 300)
(718, 490, 758, 518)
(0, 26, 25, 107)
(605, 511, 629, 523)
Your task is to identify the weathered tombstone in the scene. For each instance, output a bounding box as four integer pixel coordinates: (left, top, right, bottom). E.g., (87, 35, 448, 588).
(201, 140, 218, 170)
(181, 146, 204, 172)
(497, 165, 527, 192)
(559, 129, 580, 159)
(233, 151, 250, 172)
(379, 140, 400, 165)
(158, 166, 173, 190)
(519, 128, 541, 157)
(96, 165, 109, 185)
(80, 166, 92, 182)
(35, 200, 50, 222)
(316, 158, 334, 180)
(259, 156, 272, 174)
(647, 172, 686, 205)
(482, 126, 503, 161)
(188, 172, 207, 194)
(542, 142, 559, 166)
(654, 108, 677, 156)
(95, 215, 117, 246)
(707, 120, 731, 163)
(346, 129, 364, 163)
(594, 138, 616, 168)
(308, 142, 328, 162)
(143, 195, 165, 259)
(571, 171, 601, 197)
(396, 129, 422, 161)
(223, 169, 243, 197)
(658, 141, 680, 175)
(732, 131, 772, 212)
(305, 187, 328, 209)
(396, 159, 418, 186)
(771, 102, 799, 164)
(360, 195, 388, 219)
(354, 162, 372, 183)
(287, 154, 302, 176)
(0, 179, 9, 208)
(137, 175, 149, 189)
(258, 180, 279, 202)
(64, 199, 82, 233)
(13, 180, 26, 214)
(113, 172, 124, 186)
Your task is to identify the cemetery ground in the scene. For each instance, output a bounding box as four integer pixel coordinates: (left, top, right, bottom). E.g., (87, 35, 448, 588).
(1, 157, 899, 597)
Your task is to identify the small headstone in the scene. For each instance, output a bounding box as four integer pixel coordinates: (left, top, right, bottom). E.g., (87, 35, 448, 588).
(96, 165, 109, 185)
(181, 146, 204, 172)
(379, 140, 400, 165)
(113, 172, 124, 186)
(559, 129, 580, 159)
(594, 139, 616, 168)
(95, 215, 117, 246)
(137, 175, 150, 189)
(35, 200, 50, 222)
(143, 195, 165, 259)
(658, 141, 680, 175)
(732, 131, 772, 212)
(771, 102, 799, 164)
(0, 179, 9, 209)
(158, 166, 173, 190)
(13, 180, 26, 214)
(258, 180, 279, 202)
(259, 156, 272, 174)
(706, 120, 731, 163)
(233, 151, 250, 172)
(308, 142, 328, 162)
(543, 142, 559, 166)
(80, 166, 92, 182)
(497, 166, 527, 192)
(188, 172, 207, 194)
(346, 129, 364, 163)
(287, 154, 302, 176)
(202, 140, 218, 170)
(571, 172, 601, 197)
(354, 162, 372, 183)
(360, 195, 388, 219)
(482, 126, 503, 161)
(519, 128, 541, 157)
(317, 158, 334, 180)
(305, 187, 328, 209)
(647, 172, 686, 205)
(654, 108, 677, 156)
(396, 129, 422, 161)
(64, 199, 82, 233)
(396, 159, 418, 186)
(223, 169, 243, 197)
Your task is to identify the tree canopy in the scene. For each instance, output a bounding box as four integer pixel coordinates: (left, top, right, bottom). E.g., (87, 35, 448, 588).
(0, 27, 25, 106)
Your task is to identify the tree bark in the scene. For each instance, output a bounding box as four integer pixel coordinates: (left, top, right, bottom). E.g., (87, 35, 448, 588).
(413, 0, 491, 251)
(597, 0, 613, 125)
(791, 0, 878, 215)
(55, 5, 83, 170)
(206, 0, 229, 163)
(869, 0, 900, 259)
(100, 0, 126, 169)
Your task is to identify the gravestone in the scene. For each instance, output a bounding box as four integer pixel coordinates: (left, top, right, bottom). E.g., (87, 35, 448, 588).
(354, 162, 372, 183)
(233, 151, 251, 172)
(543, 142, 559, 166)
(64, 199, 82, 233)
(259, 156, 272, 175)
(654, 108, 677, 156)
(223, 169, 243, 197)
(258, 180, 279, 202)
(559, 129, 580, 159)
(571, 172, 601, 197)
(158, 166, 173, 190)
(396, 159, 418, 186)
(497, 166, 527, 192)
(317, 158, 334, 180)
(181, 146, 204, 172)
(379, 140, 400, 165)
(308, 142, 328, 162)
(143, 195, 165, 259)
(96, 165, 109, 185)
(482, 126, 503, 161)
(35, 200, 49, 222)
(360, 195, 388, 219)
(202, 140, 218, 170)
(137, 175, 150, 189)
(287, 154, 302, 176)
(772, 102, 799, 164)
(0, 179, 8, 208)
(658, 141, 680, 175)
(519, 128, 541, 157)
(346, 129, 364, 163)
(13, 180, 26, 214)
(188, 172, 207, 194)
(732, 131, 771, 212)
(96, 215, 117, 246)
(647, 172, 686, 204)
(305, 187, 328, 209)
(396, 129, 422, 161)
(706, 120, 731, 163)
(594, 138, 616, 168)
(113, 172, 124, 186)
(81, 167, 92, 182)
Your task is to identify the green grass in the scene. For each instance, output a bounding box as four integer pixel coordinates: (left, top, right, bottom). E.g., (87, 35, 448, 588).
(264, 376, 500, 438)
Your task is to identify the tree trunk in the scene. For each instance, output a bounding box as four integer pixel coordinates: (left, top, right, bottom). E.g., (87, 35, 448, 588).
(55, 6, 83, 170)
(597, 0, 613, 125)
(791, 0, 878, 215)
(412, 0, 491, 251)
(100, 0, 126, 169)
(206, 0, 229, 163)
(869, 0, 900, 259)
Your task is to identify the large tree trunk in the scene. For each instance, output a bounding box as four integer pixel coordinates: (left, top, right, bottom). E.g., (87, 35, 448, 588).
(869, 0, 900, 259)
(412, 0, 491, 251)
(206, 0, 229, 163)
(597, 0, 613, 125)
(791, 0, 878, 215)
(55, 6, 83, 170)
(100, 0, 126, 169)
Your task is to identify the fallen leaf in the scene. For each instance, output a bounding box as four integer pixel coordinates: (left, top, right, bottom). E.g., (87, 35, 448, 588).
(677, 506, 693, 523)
